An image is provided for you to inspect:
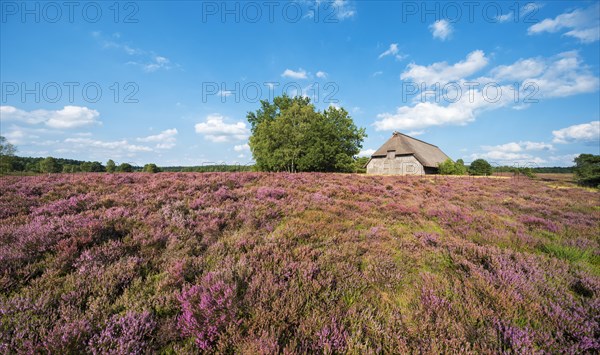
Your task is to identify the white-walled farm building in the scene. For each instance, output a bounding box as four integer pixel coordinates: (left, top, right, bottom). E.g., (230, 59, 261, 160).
(365, 132, 450, 175)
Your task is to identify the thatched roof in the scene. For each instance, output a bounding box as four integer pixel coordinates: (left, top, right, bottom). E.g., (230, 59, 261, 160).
(370, 132, 450, 168)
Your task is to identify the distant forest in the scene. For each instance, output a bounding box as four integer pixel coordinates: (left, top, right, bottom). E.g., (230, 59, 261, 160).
(1, 155, 575, 175)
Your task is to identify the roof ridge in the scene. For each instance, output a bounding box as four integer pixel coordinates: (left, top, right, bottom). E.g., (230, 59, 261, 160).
(396, 132, 439, 148)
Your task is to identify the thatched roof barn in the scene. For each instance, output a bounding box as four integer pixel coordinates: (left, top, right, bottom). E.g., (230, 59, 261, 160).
(366, 132, 450, 175)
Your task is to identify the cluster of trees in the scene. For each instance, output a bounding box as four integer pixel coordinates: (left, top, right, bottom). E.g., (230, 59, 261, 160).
(247, 95, 366, 172)
(438, 158, 538, 177)
(438, 159, 468, 175)
(438, 158, 494, 176)
(574, 154, 600, 187)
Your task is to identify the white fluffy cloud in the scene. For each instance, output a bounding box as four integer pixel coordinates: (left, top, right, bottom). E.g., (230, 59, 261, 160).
(528, 3, 599, 43)
(65, 138, 153, 153)
(406, 130, 425, 137)
(281, 69, 308, 79)
(552, 121, 600, 144)
(1, 105, 101, 129)
(194, 114, 249, 142)
(357, 148, 375, 157)
(429, 19, 453, 41)
(497, 13, 513, 23)
(138, 56, 171, 72)
(490, 58, 546, 81)
(471, 151, 546, 165)
(316, 71, 328, 79)
(234, 143, 250, 152)
(332, 0, 355, 20)
(374, 93, 510, 131)
(375, 51, 598, 131)
(137, 128, 178, 149)
(401, 50, 488, 84)
(518, 51, 599, 99)
(471, 141, 551, 165)
(482, 141, 553, 153)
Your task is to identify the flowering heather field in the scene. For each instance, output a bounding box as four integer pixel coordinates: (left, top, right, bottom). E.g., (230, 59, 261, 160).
(1, 173, 599, 353)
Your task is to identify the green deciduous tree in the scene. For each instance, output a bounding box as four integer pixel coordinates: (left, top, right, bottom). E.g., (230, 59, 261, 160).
(0, 136, 17, 174)
(106, 159, 116, 173)
(574, 154, 600, 188)
(469, 159, 493, 176)
(438, 158, 456, 175)
(143, 163, 161, 173)
(455, 159, 468, 175)
(117, 163, 134, 173)
(438, 158, 468, 175)
(40, 157, 61, 173)
(80, 161, 105, 172)
(0, 136, 16, 156)
(354, 156, 370, 173)
(247, 96, 366, 172)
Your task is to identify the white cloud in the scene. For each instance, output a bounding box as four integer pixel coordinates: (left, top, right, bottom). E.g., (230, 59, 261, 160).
(497, 13, 513, 23)
(3, 128, 27, 144)
(358, 148, 375, 157)
(471, 151, 546, 165)
(332, 0, 355, 20)
(137, 128, 178, 149)
(194, 114, 249, 142)
(93, 32, 174, 72)
(372, 71, 383, 77)
(406, 130, 425, 136)
(482, 141, 553, 153)
(316, 71, 328, 79)
(65, 138, 153, 153)
(234, 143, 250, 152)
(374, 94, 507, 131)
(470, 140, 560, 166)
(376, 51, 598, 131)
(378, 43, 401, 59)
(429, 19, 453, 41)
(518, 51, 599, 99)
(521, 141, 554, 151)
(528, 4, 599, 43)
(490, 58, 546, 81)
(1, 105, 101, 129)
(552, 121, 600, 144)
(374, 81, 515, 131)
(548, 154, 580, 166)
(216, 90, 234, 98)
(129, 56, 172, 72)
(401, 50, 488, 84)
(282, 68, 308, 79)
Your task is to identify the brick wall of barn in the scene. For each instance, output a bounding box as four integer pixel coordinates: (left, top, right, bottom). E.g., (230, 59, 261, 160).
(366, 155, 425, 175)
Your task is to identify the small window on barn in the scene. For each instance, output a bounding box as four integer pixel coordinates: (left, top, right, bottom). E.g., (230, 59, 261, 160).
(387, 150, 395, 159)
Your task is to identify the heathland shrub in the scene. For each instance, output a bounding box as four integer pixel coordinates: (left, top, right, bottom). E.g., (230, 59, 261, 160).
(0, 173, 598, 352)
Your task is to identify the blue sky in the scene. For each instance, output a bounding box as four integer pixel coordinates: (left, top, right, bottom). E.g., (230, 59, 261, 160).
(1, 0, 599, 167)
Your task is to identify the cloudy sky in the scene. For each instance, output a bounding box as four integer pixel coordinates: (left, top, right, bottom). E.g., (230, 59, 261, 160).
(1, 1, 599, 167)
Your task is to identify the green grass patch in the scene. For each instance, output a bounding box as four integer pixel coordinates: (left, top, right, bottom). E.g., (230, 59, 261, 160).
(539, 243, 590, 263)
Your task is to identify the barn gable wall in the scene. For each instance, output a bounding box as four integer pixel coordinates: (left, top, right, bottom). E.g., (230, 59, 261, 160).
(366, 155, 425, 175)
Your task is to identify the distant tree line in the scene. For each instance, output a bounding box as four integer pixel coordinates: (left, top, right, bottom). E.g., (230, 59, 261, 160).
(438, 158, 537, 178)
(493, 166, 574, 173)
(161, 165, 254, 173)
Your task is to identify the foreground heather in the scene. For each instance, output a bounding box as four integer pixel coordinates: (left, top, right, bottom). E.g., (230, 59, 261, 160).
(1, 173, 598, 353)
